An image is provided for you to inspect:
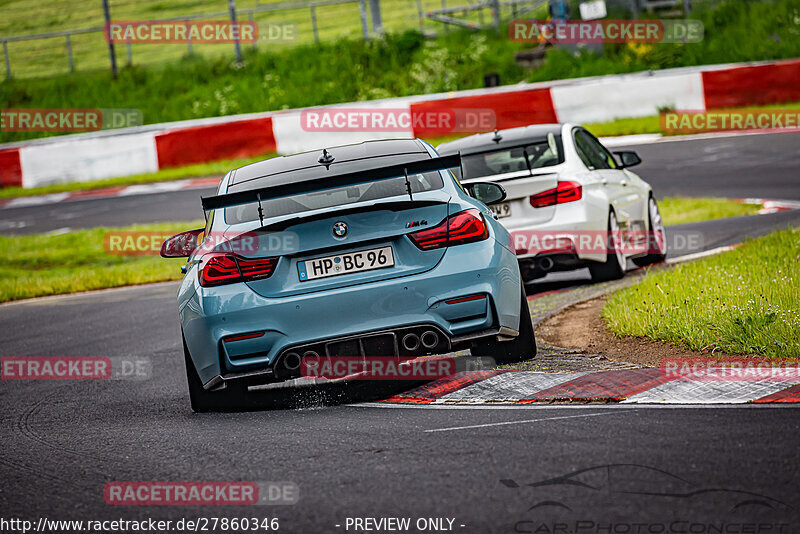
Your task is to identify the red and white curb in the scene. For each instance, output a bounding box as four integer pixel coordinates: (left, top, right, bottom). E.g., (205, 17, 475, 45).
(736, 198, 800, 214)
(380, 368, 800, 405)
(0, 176, 220, 210)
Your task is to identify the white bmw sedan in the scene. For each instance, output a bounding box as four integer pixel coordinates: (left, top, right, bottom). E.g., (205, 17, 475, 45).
(437, 124, 666, 282)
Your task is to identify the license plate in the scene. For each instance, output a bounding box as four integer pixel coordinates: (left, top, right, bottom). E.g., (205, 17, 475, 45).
(490, 202, 511, 219)
(298, 246, 394, 281)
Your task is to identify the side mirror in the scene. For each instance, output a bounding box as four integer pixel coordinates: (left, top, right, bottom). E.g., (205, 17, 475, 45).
(466, 182, 507, 205)
(160, 228, 204, 258)
(614, 150, 642, 168)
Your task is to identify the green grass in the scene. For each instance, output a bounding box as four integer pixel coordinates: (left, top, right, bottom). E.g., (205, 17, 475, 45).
(658, 197, 761, 226)
(0, 151, 277, 199)
(4, 0, 800, 144)
(0, 221, 202, 303)
(603, 228, 800, 357)
(585, 101, 800, 137)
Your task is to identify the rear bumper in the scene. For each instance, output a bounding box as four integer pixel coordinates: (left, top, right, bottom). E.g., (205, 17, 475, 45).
(508, 199, 608, 264)
(180, 237, 520, 386)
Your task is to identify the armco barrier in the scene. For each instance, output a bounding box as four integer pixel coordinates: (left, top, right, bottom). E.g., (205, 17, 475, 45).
(155, 116, 276, 168)
(702, 59, 800, 109)
(1, 58, 798, 189)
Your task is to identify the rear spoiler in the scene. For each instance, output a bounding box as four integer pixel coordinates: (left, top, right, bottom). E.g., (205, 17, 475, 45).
(201, 154, 461, 211)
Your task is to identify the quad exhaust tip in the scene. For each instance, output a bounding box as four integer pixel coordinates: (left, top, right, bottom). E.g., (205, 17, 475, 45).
(283, 352, 301, 370)
(420, 330, 439, 349)
(537, 256, 554, 271)
(401, 333, 421, 352)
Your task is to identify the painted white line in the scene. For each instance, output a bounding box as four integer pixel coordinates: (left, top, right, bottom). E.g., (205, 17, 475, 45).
(667, 245, 737, 264)
(423, 411, 622, 432)
(352, 402, 800, 410)
(5, 193, 70, 208)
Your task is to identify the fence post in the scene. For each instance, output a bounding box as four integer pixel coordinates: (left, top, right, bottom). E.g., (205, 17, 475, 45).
(490, 0, 500, 32)
(310, 5, 320, 44)
(683, 0, 691, 13)
(358, 0, 370, 40)
(102, 0, 118, 79)
(416, 0, 423, 29)
(126, 40, 133, 65)
(228, 0, 243, 63)
(369, 0, 383, 35)
(249, 12, 257, 50)
(186, 21, 193, 55)
(3, 41, 10, 79)
(66, 34, 74, 72)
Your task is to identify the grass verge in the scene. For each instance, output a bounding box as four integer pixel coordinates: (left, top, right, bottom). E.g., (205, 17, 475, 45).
(603, 228, 800, 357)
(658, 197, 761, 226)
(0, 222, 201, 303)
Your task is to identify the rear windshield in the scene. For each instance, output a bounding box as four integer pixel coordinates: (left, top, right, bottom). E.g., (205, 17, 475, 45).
(224, 171, 444, 224)
(458, 134, 564, 180)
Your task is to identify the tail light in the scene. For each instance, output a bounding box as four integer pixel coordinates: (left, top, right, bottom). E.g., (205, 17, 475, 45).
(529, 181, 582, 208)
(409, 209, 489, 251)
(199, 254, 278, 287)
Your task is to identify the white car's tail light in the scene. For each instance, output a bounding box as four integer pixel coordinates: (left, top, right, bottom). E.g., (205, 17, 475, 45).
(529, 181, 583, 208)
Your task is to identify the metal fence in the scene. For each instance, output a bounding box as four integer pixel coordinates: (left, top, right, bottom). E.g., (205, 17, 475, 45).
(0, 0, 535, 80)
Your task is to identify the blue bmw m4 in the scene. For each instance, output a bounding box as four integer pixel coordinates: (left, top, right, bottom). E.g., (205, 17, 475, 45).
(161, 139, 535, 411)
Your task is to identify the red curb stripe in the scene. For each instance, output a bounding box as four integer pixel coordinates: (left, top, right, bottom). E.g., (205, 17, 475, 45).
(381, 370, 504, 404)
(752, 384, 800, 403)
(184, 177, 222, 188)
(66, 186, 128, 199)
(516, 368, 672, 403)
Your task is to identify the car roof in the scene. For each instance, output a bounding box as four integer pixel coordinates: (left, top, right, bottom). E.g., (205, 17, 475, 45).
(228, 138, 432, 193)
(436, 124, 564, 156)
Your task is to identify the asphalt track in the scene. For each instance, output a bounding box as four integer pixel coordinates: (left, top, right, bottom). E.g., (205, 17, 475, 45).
(1, 131, 798, 235)
(1, 131, 800, 531)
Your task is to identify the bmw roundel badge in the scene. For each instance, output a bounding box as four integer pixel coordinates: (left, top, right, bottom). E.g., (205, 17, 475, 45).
(332, 221, 348, 238)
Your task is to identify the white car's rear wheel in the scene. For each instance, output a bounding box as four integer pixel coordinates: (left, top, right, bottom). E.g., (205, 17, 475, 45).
(589, 211, 626, 282)
(633, 196, 668, 267)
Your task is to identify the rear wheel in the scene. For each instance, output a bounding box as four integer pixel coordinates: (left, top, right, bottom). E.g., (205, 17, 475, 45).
(470, 285, 536, 365)
(183, 335, 247, 413)
(589, 210, 626, 282)
(632, 196, 667, 267)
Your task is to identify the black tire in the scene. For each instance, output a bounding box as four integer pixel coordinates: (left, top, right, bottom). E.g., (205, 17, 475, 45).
(632, 195, 668, 267)
(470, 285, 536, 365)
(183, 334, 247, 413)
(589, 210, 626, 282)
